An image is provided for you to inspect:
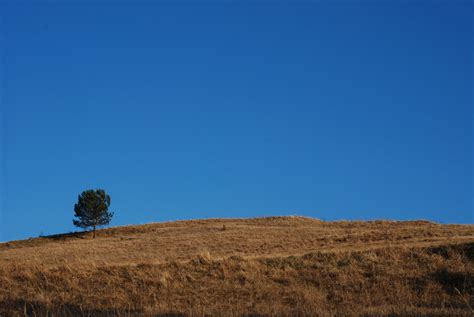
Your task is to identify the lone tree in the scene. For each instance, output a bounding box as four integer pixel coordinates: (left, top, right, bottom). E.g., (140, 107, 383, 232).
(73, 189, 113, 238)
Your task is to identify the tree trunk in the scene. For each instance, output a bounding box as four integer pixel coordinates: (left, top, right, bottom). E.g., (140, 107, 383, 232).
(93, 224, 96, 238)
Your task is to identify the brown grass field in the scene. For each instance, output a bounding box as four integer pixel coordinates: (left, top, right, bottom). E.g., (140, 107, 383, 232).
(0, 216, 473, 316)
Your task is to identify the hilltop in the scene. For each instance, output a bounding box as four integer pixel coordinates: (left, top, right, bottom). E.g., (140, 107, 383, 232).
(0, 216, 473, 316)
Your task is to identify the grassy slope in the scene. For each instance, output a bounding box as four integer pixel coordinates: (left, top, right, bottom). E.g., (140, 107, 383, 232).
(0, 216, 473, 316)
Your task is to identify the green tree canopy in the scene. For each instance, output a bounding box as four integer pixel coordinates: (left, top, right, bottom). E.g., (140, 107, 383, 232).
(73, 189, 113, 238)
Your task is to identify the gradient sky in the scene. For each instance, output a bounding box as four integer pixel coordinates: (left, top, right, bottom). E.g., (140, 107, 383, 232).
(0, 1, 472, 242)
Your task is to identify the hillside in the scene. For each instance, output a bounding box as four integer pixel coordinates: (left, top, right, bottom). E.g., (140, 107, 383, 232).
(0, 216, 473, 316)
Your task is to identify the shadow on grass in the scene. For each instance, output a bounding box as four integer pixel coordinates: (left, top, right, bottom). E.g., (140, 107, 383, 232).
(432, 268, 473, 295)
(41, 231, 88, 241)
(428, 242, 474, 261)
(0, 299, 186, 317)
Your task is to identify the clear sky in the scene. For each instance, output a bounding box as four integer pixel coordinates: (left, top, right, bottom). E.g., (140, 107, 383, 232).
(0, 1, 472, 242)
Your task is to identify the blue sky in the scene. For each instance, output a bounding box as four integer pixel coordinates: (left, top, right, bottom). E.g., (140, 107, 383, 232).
(0, 1, 472, 242)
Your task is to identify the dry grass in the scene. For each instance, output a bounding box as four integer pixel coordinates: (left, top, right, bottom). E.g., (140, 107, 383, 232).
(0, 216, 473, 316)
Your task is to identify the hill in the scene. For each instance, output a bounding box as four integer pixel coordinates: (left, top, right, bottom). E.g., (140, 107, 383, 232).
(0, 216, 473, 316)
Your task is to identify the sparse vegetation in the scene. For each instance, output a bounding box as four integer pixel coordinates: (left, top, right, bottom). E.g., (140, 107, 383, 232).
(0, 216, 472, 316)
